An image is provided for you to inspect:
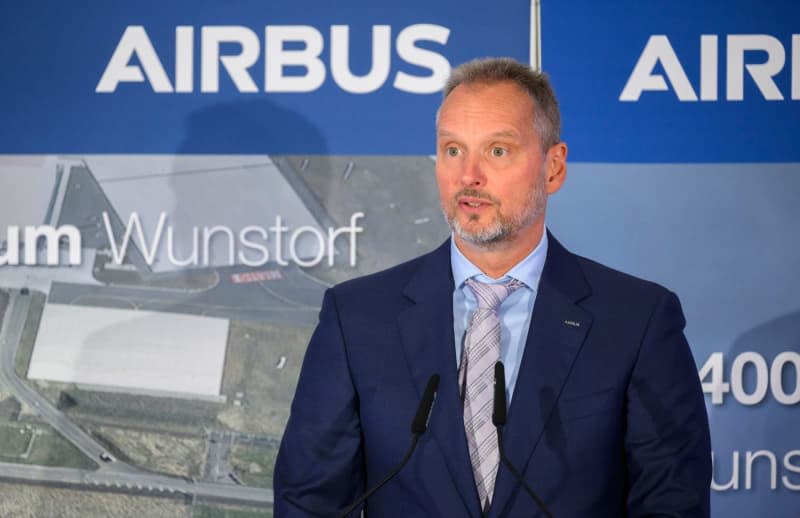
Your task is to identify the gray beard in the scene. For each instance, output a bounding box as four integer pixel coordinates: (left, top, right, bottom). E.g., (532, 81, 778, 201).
(444, 176, 547, 248)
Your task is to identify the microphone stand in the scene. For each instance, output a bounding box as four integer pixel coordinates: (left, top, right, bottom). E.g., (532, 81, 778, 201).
(493, 362, 553, 518)
(337, 374, 441, 518)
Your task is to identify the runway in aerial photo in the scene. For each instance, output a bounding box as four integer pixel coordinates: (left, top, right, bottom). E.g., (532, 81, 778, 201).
(0, 153, 448, 515)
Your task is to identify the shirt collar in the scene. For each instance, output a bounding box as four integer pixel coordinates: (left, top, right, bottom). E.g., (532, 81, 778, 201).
(450, 229, 549, 290)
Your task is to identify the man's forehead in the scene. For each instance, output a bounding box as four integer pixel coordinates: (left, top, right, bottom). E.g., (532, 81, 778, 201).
(437, 100, 534, 141)
(438, 82, 533, 123)
(437, 128, 522, 140)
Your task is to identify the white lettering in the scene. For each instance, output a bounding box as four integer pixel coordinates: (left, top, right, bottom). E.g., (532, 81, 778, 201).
(23, 225, 81, 266)
(771, 352, 800, 405)
(394, 24, 451, 94)
(711, 450, 739, 491)
(330, 25, 392, 94)
(290, 226, 326, 267)
(326, 212, 365, 266)
(727, 35, 785, 101)
(269, 215, 289, 266)
(238, 226, 269, 266)
(745, 450, 778, 490)
(100, 212, 364, 269)
(96, 26, 173, 93)
(620, 35, 698, 101)
(202, 225, 235, 265)
(784, 451, 800, 490)
(700, 35, 718, 101)
(622, 33, 800, 102)
(714, 449, 800, 492)
(265, 25, 325, 92)
(730, 351, 769, 405)
(201, 26, 260, 93)
(175, 26, 194, 93)
(166, 227, 198, 267)
(0, 225, 81, 266)
(98, 24, 453, 95)
(103, 211, 165, 266)
(0, 227, 20, 266)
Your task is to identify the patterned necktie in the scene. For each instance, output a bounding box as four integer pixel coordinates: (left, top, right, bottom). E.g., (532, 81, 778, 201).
(460, 277, 524, 513)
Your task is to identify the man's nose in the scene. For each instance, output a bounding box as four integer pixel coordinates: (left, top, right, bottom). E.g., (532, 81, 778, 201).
(460, 156, 486, 187)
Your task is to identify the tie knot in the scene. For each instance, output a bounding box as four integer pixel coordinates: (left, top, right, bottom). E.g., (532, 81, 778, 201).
(465, 277, 524, 311)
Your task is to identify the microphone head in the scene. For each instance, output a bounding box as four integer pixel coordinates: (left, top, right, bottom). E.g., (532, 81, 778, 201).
(493, 361, 507, 427)
(411, 374, 440, 435)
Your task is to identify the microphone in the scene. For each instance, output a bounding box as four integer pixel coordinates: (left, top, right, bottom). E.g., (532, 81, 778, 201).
(492, 361, 507, 427)
(412, 374, 440, 434)
(493, 362, 553, 518)
(337, 374, 441, 518)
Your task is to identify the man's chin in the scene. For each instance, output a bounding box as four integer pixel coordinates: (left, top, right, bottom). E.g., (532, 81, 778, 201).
(452, 221, 508, 247)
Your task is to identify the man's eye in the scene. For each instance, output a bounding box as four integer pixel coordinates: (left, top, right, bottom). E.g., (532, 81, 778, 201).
(446, 147, 460, 157)
(491, 147, 506, 157)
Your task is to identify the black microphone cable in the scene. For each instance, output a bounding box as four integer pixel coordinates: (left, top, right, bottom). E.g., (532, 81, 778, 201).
(337, 373, 441, 518)
(493, 361, 553, 518)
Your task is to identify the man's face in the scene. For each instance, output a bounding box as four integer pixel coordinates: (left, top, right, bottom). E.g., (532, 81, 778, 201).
(436, 81, 558, 249)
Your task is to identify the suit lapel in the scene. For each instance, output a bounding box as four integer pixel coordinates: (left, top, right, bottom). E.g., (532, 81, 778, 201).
(397, 240, 482, 518)
(489, 234, 593, 518)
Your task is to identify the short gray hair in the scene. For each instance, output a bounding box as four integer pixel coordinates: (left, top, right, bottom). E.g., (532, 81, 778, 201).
(442, 57, 561, 150)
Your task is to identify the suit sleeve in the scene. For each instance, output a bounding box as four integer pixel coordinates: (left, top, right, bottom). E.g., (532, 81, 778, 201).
(625, 290, 712, 518)
(273, 288, 365, 517)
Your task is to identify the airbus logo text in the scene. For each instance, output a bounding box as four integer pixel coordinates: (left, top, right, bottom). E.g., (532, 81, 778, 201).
(621, 34, 800, 101)
(97, 25, 451, 94)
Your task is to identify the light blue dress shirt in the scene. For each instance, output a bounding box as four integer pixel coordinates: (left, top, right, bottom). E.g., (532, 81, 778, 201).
(450, 232, 548, 404)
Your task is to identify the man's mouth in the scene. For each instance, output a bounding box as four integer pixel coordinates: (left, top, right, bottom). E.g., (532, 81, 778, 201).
(458, 196, 492, 209)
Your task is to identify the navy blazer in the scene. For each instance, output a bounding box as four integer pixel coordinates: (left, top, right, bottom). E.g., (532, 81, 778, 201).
(274, 234, 711, 517)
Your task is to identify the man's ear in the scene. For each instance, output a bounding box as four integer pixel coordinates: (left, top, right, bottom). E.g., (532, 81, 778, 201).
(545, 142, 567, 195)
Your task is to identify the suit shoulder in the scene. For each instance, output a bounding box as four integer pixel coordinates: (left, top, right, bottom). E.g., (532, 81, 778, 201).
(573, 253, 674, 303)
(330, 245, 444, 302)
(569, 253, 687, 341)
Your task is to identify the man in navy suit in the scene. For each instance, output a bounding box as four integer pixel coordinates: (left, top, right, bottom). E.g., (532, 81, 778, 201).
(274, 58, 711, 517)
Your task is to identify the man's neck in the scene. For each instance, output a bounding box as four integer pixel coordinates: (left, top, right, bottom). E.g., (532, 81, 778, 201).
(454, 224, 546, 279)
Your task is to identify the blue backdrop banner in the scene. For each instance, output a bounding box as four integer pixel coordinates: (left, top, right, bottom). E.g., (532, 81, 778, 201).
(542, 0, 800, 162)
(0, 0, 531, 154)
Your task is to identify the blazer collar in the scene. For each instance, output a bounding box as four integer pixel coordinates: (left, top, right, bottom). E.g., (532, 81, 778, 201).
(398, 239, 483, 517)
(397, 234, 593, 518)
(489, 232, 593, 517)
